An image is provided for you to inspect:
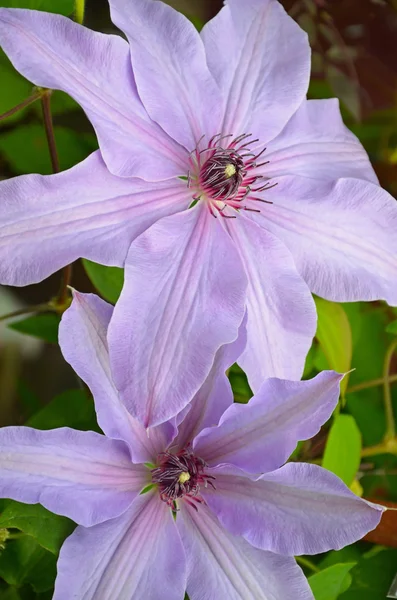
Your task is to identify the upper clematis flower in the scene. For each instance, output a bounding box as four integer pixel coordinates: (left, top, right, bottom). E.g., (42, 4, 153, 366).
(0, 292, 384, 599)
(0, 0, 396, 402)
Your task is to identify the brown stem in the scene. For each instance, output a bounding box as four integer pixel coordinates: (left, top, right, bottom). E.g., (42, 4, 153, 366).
(0, 91, 41, 122)
(41, 91, 60, 174)
(0, 304, 51, 323)
(384, 339, 397, 441)
(57, 264, 73, 307)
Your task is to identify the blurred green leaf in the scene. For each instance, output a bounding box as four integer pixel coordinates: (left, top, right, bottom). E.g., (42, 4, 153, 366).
(309, 563, 356, 600)
(322, 414, 362, 486)
(0, 51, 33, 124)
(0, 0, 74, 14)
(9, 314, 60, 344)
(83, 260, 124, 304)
(386, 320, 397, 335)
(315, 297, 352, 396)
(0, 536, 56, 592)
(0, 124, 96, 175)
(26, 389, 98, 432)
(0, 502, 74, 555)
(339, 549, 397, 599)
(229, 363, 252, 404)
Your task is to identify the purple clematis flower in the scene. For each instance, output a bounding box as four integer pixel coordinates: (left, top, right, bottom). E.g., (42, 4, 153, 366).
(0, 0, 396, 414)
(0, 291, 384, 598)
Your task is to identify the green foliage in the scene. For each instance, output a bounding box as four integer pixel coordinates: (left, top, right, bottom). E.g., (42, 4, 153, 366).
(322, 414, 362, 486)
(0, 536, 56, 592)
(9, 314, 60, 344)
(386, 320, 397, 335)
(82, 259, 124, 304)
(314, 297, 352, 397)
(0, 503, 74, 555)
(339, 549, 397, 599)
(0, 0, 74, 14)
(26, 389, 98, 432)
(309, 563, 356, 600)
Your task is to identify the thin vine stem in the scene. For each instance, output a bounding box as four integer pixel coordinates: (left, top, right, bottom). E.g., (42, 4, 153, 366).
(0, 304, 51, 323)
(41, 91, 60, 173)
(75, 0, 85, 24)
(0, 90, 42, 122)
(347, 374, 397, 394)
(296, 556, 320, 573)
(383, 339, 397, 441)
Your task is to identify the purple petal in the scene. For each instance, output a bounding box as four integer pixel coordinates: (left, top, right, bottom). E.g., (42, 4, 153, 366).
(108, 204, 247, 428)
(0, 8, 186, 179)
(194, 371, 343, 473)
(177, 502, 313, 600)
(201, 0, 310, 142)
(0, 427, 148, 527)
(264, 99, 378, 183)
(109, 0, 222, 150)
(59, 292, 175, 464)
(54, 492, 186, 600)
(227, 215, 316, 389)
(256, 177, 397, 304)
(174, 314, 247, 450)
(0, 152, 190, 286)
(203, 463, 384, 556)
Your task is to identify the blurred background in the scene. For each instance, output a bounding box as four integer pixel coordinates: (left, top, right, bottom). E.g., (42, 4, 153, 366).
(0, 1, 397, 597)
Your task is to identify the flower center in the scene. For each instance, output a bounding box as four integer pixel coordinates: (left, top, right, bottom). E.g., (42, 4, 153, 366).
(151, 449, 215, 511)
(188, 133, 277, 218)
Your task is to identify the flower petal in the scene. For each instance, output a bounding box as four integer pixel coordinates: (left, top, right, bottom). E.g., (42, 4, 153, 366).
(60, 292, 175, 464)
(0, 152, 190, 286)
(175, 314, 247, 450)
(177, 502, 313, 600)
(108, 204, 247, 428)
(194, 371, 343, 473)
(203, 463, 384, 556)
(257, 177, 397, 304)
(109, 0, 222, 150)
(0, 8, 186, 179)
(227, 214, 316, 389)
(0, 427, 148, 527)
(264, 99, 378, 182)
(201, 0, 310, 142)
(54, 491, 186, 600)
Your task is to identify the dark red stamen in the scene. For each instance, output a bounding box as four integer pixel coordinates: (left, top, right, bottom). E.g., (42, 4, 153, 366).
(151, 449, 215, 509)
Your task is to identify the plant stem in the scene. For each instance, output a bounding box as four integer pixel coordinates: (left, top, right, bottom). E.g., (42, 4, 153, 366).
(383, 339, 397, 441)
(0, 304, 51, 323)
(41, 89, 73, 301)
(75, 0, 85, 24)
(0, 90, 41, 122)
(296, 556, 320, 573)
(41, 90, 60, 173)
(347, 374, 397, 394)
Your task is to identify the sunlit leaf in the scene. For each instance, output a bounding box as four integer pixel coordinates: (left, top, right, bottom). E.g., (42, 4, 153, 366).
(315, 297, 352, 396)
(0, 0, 74, 14)
(0, 502, 74, 555)
(83, 259, 124, 304)
(8, 314, 60, 344)
(322, 414, 362, 486)
(309, 563, 356, 600)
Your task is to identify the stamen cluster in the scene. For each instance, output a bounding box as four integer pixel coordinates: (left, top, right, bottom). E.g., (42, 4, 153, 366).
(188, 133, 276, 218)
(151, 449, 215, 511)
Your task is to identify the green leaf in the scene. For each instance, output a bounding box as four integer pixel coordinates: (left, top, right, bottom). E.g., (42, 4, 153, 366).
(0, 124, 96, 175)
(0, 50, 33, 124)
(315, 297, 352, 397)
(309, 563, 356, 600)
(322, 414, 362, 486)
(8, 314, 60, 344)
(0, 502, 74, 555)
(0, 536, 56, 592)
(26, 389, 98, 433)
(386, 319, 397, 335)
(83, 259, 124, 304)
(340, 549, 397, 599)
(0, 0, 74, 15)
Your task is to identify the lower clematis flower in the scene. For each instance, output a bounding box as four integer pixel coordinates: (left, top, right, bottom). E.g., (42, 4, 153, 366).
(0, 0, 396, 421)
(0, 292, 384, 599)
